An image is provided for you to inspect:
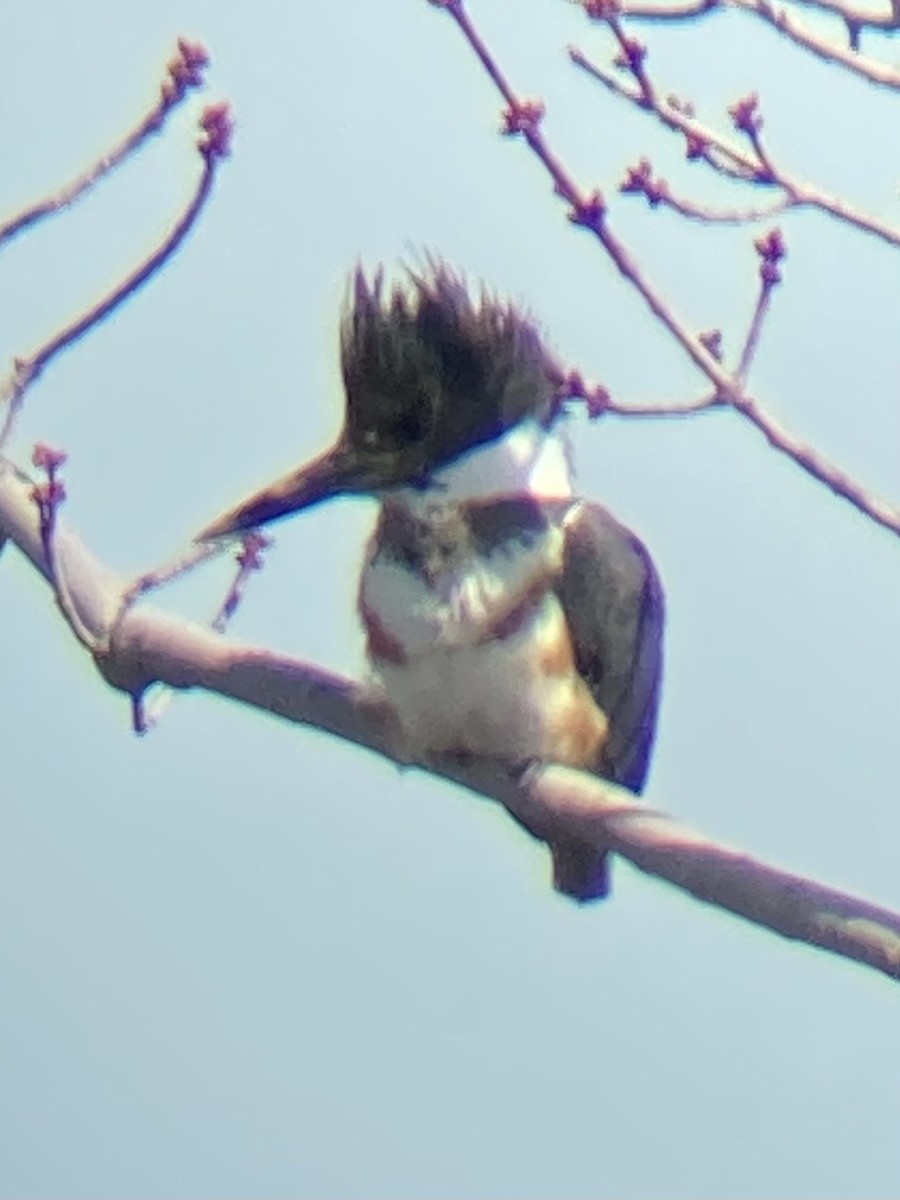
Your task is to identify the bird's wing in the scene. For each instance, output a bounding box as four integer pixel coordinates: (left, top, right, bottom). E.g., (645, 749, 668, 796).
(547, 501, 664, 901)
(557, 501, 665, 793)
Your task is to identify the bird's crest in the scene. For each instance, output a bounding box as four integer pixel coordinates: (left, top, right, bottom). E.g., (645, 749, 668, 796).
(340, 259, 565, 477)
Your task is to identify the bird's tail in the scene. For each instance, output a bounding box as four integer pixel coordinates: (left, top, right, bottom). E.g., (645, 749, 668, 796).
(551, 838, 611, 902)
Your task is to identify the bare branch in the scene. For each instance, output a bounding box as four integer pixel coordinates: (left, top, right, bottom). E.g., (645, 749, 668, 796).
(620, 157, 791, 222)
(560, 368, 726, 417)
(1, 455, 898, 981)
(571, 48, 900, 248)
(209, 533, 272, 635)
(569, 48, 760, 180)
(430, 1, 900, 537)
(577, 0, 900, 84)
(104, 519, 265, 733)
(487, 764, 900, 982)
(648, 188, 789, 223)
(735, 228, 786, 380)
(131, 532, 271, 733)
(622, 0, 897, 26)
(607, 12, 657, 104)
(0, 103, 233, 450)
(611, 0, 721, 18)
(28, 442, 98, 651)
(728, 0, 900, 89)
(606, 392, 724, 416)
(736, 278, 775, 381)
(0, 39, 211, 251)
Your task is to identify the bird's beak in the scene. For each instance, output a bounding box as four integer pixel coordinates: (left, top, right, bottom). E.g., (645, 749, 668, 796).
(196, 441, 382, 541)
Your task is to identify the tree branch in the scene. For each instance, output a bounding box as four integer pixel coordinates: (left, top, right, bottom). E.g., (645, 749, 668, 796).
(2, 455, 898, 982)
(0, 97, 233, 450)
(730, 0, 900, 88)
(570, 47, 900, 249)
(0, 40, 211, 251)
(581, 0, 900, 86)
(428, 0, 900, 539)
(620, 0, 897, 26)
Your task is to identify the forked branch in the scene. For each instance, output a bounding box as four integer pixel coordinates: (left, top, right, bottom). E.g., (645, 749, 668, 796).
(427, 0, 900, 538)
(575, 0, 900, 87)
(570, 47, 900, 248)
(0, 100, 232, 450)
(0, 39, 212, 251)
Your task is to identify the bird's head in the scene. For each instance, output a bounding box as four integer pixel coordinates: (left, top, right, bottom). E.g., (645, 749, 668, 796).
(197, 260, 565, 540)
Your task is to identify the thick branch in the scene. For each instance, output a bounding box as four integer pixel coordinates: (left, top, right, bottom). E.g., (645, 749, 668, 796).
(2, 456, 898, 982)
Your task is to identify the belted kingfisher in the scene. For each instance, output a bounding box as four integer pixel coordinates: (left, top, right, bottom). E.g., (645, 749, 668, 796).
(198, 263, 664, 901)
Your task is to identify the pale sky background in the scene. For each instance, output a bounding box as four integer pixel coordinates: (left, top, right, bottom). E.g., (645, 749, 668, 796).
(1, 2, 898, 1197)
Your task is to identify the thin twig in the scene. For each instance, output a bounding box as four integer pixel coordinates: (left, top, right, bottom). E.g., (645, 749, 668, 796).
(731, 0, 900, 89)
(116, 531, 268, 732)
(605, 392, 723, 416)
(107, 541, 224, 653)
(607, 12, 657, 104)
(569, 49, 760, 180)
(735, 230, 786, 380)
(610, 0, 721, 17)
(571, 47, 900, 247)
(658, 189, 790, 224)
(620, 157, 791, 222)
(599, 0, 900, 88)
(786, 176, 900, 247)
(737, 284, 774, 381)
(0, 40, 210, 251)
(210, 533, 272, 634)
(430, 0, 900, 537)
(0, 104, 232, 451)
(619, 0, 898, 25)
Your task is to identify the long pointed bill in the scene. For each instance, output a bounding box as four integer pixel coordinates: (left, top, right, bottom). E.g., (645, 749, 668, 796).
(196, 443, 371, 541)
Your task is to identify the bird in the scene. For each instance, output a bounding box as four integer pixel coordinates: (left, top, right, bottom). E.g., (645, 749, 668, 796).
(197, 261, 664, 901)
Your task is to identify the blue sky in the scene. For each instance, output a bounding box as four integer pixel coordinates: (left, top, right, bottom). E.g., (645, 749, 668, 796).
(1, 1, 898, 1196)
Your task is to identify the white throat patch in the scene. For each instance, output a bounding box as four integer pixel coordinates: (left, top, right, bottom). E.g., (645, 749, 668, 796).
(398, 420, 574, 510)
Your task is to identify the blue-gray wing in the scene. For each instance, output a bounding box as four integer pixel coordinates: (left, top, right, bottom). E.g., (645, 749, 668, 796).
(550, 501, 665, 899)
(559, 501, 664, 790)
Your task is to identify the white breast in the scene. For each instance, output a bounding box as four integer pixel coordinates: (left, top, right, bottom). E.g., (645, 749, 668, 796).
(358, 422, 606, 766)
(360, 524, 564, 658)
(372, 589, 602, 765)
(360, 521, 607, 767)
